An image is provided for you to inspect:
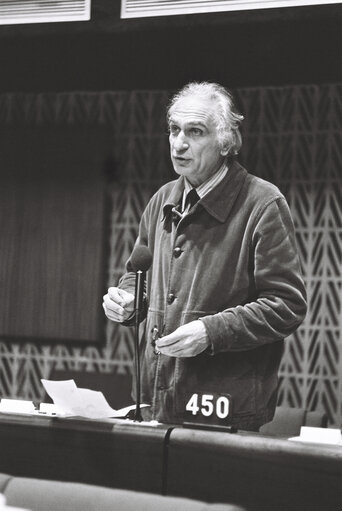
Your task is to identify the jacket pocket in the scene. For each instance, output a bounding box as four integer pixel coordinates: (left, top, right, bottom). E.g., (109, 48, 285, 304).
(173, 343, 257, 422)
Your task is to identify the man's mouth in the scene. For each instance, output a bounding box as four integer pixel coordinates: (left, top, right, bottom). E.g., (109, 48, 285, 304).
(174, 156, 191, 163)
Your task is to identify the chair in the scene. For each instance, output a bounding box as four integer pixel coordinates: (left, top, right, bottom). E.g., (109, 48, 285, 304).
(259, 406, 328, 437)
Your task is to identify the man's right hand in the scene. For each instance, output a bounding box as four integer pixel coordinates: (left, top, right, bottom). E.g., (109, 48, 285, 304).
(102, 287, 135, 323)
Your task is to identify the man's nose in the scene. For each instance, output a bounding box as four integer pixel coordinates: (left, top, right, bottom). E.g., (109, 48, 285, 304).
(173, 132, 189, 152)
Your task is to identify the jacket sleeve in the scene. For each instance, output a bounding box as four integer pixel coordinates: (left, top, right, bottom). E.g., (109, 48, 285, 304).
(201, 197, 307, 353)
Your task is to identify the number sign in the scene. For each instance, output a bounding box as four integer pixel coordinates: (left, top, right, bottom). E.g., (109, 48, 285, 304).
(184, 392, 232, 426)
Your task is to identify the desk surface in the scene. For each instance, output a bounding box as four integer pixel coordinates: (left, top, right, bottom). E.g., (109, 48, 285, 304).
(0, 414, 341, 511)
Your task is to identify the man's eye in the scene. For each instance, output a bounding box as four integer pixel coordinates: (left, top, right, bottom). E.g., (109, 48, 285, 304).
(169, 125, 180, 135)
(190, 128, 203, 136)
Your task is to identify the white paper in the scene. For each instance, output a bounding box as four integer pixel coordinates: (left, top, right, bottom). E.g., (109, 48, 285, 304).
(0, 399, 35, 414)
(0, 501, 30, 510)
(37, 402, 60, 415)
(0, 493, 31, 511)
(289, 426, 342, 446)
(41, 379, 149, 419)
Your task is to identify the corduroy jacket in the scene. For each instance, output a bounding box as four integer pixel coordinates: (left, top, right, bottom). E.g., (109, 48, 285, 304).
(119, 161, 307, 430)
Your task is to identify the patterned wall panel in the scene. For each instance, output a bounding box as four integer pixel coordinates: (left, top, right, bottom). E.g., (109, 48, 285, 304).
(0, 85, 341, 426)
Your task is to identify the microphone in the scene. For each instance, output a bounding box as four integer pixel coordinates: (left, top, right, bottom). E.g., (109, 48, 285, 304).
(130, 245, 153, 322)
(129, 245, 152, 422)
(130, 244, 153, 272)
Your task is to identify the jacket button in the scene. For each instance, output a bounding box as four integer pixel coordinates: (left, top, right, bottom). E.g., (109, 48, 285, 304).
(167, 293, 176, 304)
(173, 247, 182, 257)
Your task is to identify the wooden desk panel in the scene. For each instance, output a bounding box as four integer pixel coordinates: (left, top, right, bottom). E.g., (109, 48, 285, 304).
(166, 428, 342, 511)
(0, 414, 170, 494)
(1, 414, 341, 510)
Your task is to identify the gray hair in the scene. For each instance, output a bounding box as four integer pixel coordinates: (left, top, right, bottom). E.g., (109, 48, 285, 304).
(167, 82, 244, 156)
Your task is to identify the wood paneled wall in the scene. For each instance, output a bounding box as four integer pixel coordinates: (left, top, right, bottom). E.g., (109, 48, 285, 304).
(0, 126, 111, 342)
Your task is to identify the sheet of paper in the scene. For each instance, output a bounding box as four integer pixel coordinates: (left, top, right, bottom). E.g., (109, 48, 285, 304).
(289, 426, 342, 446)
(0, 493, 30, 511)
(41, 379, 149, 419)
(0, 399, 35, 414)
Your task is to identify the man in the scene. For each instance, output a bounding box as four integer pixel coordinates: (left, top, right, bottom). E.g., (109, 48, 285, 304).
(103, 82, 307, 431)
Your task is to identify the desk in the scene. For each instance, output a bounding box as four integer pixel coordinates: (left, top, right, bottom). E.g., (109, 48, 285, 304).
(167, 428, 342, 511)
(0, 413, 170, 494)
(0, 414, 341, 511)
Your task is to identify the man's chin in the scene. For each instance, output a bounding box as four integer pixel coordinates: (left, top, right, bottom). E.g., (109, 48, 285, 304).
(173, 163, 193, 177)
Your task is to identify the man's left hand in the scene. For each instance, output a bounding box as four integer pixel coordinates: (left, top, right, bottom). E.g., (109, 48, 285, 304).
(156, 320, 209, 357)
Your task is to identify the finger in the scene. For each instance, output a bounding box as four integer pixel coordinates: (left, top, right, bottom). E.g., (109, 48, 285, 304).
(102, 301, 120, 318)
(158, 346, 177, 357)
(117, 288, 135, 307)
(159, 345, 195, 358)
(158, 345, 190, 357)
(156, 334, 181, 348)
(106, 289, 124, 308)
(103, 295, 126, 318)
(102, 303, 126, 322)
(103, 294, 125, 313)
(107, 287, 132, 308)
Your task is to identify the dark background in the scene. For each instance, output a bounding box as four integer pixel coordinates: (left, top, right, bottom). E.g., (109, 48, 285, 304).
(0, 1, 341, 93)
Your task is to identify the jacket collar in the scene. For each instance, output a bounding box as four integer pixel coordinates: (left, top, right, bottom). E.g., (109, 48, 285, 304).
(162, 160, 248, 223)
(162, 176, 186, 220)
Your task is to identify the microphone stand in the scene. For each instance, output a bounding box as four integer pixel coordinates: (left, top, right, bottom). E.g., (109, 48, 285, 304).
(133, 270, 144, 422)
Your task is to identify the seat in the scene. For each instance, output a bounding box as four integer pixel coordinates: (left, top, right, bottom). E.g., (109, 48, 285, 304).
(259, 406, 328, 437)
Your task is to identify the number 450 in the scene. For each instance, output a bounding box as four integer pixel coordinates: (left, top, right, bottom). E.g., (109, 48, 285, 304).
(185, 393, 230, 419)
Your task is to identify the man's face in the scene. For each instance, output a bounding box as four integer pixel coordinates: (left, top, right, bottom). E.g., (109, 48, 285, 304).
(168, 96, 224, 187)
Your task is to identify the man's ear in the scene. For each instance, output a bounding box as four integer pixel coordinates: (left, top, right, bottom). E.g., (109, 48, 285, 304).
(220, 147, 229, 156)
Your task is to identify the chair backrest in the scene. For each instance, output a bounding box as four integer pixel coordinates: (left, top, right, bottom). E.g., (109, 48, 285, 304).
(259, 406, 328, 437)
(0, 473, 246, 511)
(305, 409, 328, 428)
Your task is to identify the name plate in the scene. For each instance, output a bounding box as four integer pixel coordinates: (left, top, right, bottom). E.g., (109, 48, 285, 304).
(183, 392, 232, 426)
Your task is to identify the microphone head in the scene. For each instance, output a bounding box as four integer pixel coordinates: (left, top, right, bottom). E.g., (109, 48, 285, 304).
(130, 245, 152, 272)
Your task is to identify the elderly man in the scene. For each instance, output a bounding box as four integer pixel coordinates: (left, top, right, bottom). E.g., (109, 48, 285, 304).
(103, 82, 307, 431)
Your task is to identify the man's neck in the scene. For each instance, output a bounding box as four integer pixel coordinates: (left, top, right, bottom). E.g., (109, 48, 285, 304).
(184, 162, 229, 198)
